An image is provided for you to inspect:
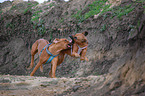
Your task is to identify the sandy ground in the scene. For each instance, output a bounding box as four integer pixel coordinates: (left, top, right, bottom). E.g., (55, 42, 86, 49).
(0, 75, 105, 96)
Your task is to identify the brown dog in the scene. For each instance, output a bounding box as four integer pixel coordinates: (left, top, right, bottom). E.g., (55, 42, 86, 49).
(57, 31, 89, 66)
(27, 38, 72, 78)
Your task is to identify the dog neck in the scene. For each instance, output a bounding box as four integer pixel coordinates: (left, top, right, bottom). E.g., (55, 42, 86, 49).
(77, 44, 88, 55)
(71, 43, 88, 55)
(48, 43, 64, 55)
(77, 43, 88, 48)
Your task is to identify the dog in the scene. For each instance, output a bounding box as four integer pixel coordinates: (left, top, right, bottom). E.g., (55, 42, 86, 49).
(57, 31, 89, 66)
(27, 38, 73, 78)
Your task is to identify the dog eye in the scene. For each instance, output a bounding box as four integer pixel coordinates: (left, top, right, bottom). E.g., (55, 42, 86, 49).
(74, 37, 77, 39)
(65, 40, 67, 42)
(82, 39, 86, 43)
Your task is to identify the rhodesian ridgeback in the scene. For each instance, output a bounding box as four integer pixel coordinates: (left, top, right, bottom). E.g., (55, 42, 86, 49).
(27, 38, 72, 78)
(57, 31, 89, 66)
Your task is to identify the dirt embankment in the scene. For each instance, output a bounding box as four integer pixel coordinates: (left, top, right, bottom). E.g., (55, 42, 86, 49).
(0, 0, 145, 96)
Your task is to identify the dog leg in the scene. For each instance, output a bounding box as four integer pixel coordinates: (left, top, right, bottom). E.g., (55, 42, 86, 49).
(28, 41, 38, 70)
(80, 48, 89, 61)
(84, 57, 89, 61)
(51, 58, 58, 78)
(40, 65, 43, 72)
(49, 64, 52, 77)
(51, 64, 57, 78)
(27, 55, 35, 70)
(71, 43, 80, 57)
(80, 56, 89, 61)
(72, 52, 80, 57)
(30, 61, 42, 76)
(57, 52, 65, 66)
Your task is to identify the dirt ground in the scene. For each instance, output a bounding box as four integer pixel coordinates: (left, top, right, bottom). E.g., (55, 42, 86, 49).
(0, 75, 105, 96)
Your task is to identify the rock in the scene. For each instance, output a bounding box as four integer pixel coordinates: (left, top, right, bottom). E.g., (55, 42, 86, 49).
(109, 80, 122, 90)
(134, 85, 145, 94)
(128, 28, 138, 40)
(73, 85, 81, 92)
(0, 79, 11, 83)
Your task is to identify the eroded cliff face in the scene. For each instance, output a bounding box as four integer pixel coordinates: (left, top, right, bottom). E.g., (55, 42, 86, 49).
(0, 0, 145, 96)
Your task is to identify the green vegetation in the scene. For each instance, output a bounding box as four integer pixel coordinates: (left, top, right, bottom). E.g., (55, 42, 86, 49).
(135, 0, 145, 3)
(0, 10, 3, 14)
(30, 1, 58, 36)
(71, 0, 136, 24)
(23, 8, 29, 14)
(6, 22, 11, 28)
(137, 20, 141, 30)
(27, 3, 33, 5)
(23, 3, 39, 14)
(71, 10, 81, 21)
(10, 5, 16, 10)
(72, 0, 111, 23)
(34, 10, 43, 15)
(5, 22, 15, 35)
(84, 0, 111, 19)
(9, 2, 38, 14)
(6, 22, 14, 29)
(0, 16, 3, 21)
(31, 9, 47, 35)
(59, 18, 64, 23)
(31, 15, 40, 23)
(111, 4, 135, 19)
(38, 23, 46, 35)
(1, 0, 139, 36)
(48, 2, 56, 7)
(143, 5, 145, 13)
(100, 24, 106, 32)
(31, 10, 43, 23)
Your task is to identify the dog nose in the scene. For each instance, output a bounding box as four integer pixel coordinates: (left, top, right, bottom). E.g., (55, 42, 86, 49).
(69, 35, 73, 39)
(67, 44, 71, 48)
(69, 35, 75, 43)
(68, 43, 72, 46)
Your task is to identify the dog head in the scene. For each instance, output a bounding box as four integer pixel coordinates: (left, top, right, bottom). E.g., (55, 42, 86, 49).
(69, 31, 88, 46)
(53, 38, 72, 49)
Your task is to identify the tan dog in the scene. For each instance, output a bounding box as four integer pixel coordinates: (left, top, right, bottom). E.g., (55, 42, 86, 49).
(57, 31, 89, 66)
(27, 38, 72, 78)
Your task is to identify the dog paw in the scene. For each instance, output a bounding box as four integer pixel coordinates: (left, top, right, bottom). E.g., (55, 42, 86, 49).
(49, 72, 52, 77)
(75, 53, 80, 57)
(72, 53, 80, 58)
(40, 68, 43, 72)
(27, 66, 32, 70)
(85, 57, 89, 62)
(81, 57, 89, 61)
(51, 76, 57, 78)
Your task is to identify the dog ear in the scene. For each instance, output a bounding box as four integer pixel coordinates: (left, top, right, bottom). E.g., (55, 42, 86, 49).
(53, 38, 60, 43)
(82, 31, 88, 36)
